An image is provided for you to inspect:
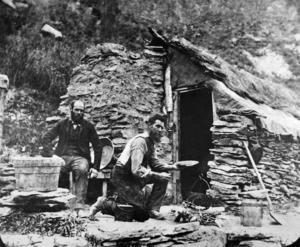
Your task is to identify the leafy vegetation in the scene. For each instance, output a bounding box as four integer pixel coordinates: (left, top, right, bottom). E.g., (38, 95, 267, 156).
(1, 0, 300, 152)
(3, 88, 58, 154)
(1, 0, 300, 94)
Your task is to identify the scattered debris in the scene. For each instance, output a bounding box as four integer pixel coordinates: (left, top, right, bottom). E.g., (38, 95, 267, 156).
(174, 209, 199, 223)
(0, 210, 86, 237)
(170, 201, 223, 227)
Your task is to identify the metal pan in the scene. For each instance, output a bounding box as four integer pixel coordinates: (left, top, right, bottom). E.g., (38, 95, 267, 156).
(176, 160, 199, 167)
(99, 138, 114, 170)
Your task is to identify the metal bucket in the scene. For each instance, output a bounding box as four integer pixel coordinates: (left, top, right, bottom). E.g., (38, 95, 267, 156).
(240, 198, 263, 227)
(115, 204, 134, 222)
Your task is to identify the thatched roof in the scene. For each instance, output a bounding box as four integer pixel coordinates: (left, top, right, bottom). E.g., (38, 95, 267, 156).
(165, 36, 300, 138)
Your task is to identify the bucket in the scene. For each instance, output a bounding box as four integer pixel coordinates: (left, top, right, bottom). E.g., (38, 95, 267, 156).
(240, 198, 263, 227)
(12, 156, 64, 192)
(115, 204, 134, 222)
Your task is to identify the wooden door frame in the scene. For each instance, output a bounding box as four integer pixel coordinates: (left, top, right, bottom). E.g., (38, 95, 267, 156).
(172, 86, 216, 204)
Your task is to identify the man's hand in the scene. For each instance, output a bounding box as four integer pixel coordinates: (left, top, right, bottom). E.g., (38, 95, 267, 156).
(157, 172, 171, 181)
(169, 162, 186, 171)
(40, 149, 53, 157)
(89, 168, 98, 178)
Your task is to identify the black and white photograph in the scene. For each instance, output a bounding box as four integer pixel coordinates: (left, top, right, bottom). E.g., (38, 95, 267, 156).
(0, 0, 300, 246)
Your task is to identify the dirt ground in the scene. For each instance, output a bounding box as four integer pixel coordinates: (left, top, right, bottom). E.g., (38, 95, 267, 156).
(82, 204, 300, 246)
(1, 204, 300, 246)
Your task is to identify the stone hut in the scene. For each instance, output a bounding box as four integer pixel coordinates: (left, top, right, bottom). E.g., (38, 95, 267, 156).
(163, 36, 300, 208)
(55, 34, 300, 209)
(56, 43, 169, 156)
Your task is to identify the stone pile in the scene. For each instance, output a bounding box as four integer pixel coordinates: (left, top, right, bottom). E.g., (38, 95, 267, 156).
(49, 43, 171, 162)
(207, 110, 300, 209)
(42, 43, 174, 202)
(259, 133, 300, 205)
(207, 113, 252, 207)
(85, 221, 227, 247)
(0, 161, 15, 197)
(0, 188, 75, 212)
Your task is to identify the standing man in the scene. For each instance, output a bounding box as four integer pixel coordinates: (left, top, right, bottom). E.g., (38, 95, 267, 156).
(89, 114, 182, 221)
(41, 100, 101, 213)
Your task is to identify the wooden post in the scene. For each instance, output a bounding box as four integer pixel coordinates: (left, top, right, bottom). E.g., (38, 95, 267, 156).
(0, 75, 9, 154)
(164, 65, 173, 113)
(172, 91, 181, 204)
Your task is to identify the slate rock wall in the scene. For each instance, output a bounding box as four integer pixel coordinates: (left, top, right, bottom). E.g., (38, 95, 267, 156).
(54, 43, 171, 163)
(207, 110, 300, 210)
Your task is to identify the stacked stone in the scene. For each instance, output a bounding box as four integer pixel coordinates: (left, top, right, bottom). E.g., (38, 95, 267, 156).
(259, 132, 300, 206)
(0, 162, 15, 197)
(208, 111, 300, 209)
(207, 113, 253, 207)
(0, 188, 75, 212)
(48, 43, 171, 163)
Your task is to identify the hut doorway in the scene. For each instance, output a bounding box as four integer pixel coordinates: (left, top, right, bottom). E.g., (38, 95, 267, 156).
(178, 87, 213, 200)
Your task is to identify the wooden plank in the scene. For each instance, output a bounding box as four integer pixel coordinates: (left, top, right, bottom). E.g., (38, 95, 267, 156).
(172, 92, 181, 204)
(164, 65, 173, 112)
(96, 170, 111, 179)
(0, 74, 9, 154)
(102, 181, 108, 196)
(0, 89, 5, 154)
(212, 91, 219, 122)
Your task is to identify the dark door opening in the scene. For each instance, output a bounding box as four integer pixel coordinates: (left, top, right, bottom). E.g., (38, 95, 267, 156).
(179, 88, 213, 200)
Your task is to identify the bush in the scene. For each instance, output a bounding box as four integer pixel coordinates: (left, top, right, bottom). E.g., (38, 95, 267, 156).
(0, 1, 90, 97)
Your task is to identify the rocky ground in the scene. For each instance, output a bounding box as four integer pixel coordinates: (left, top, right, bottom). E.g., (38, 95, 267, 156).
(0, 205, 300, 247)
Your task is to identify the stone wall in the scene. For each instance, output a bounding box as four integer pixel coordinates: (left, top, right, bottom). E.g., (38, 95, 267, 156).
(3, 41, 300, 210)
(259, 131, 300, 206)
(0, 160, 15, 197)
(48, 43, 175, 202)
(0, 43, 173, 199)
(52, 43, 171, 162)
(207, 110, 300, 209)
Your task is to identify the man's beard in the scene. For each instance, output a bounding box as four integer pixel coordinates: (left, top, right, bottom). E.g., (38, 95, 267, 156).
(149, 128, 161, 143)
(71, 111, 83, 124)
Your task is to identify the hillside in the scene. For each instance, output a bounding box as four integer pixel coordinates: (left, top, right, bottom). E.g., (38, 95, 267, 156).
(1, 0, 300, 152)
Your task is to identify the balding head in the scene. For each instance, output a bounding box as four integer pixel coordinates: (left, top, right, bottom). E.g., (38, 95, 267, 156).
(70, 100, 85, 110)
(70, 100, 85, 123)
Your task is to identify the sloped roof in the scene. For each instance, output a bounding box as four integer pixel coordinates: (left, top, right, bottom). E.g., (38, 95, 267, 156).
(168, 37, 300, 138)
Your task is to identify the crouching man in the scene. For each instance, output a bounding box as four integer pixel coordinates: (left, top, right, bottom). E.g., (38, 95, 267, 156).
(89, 114, 183, 221)
(41, 100, 101, 215)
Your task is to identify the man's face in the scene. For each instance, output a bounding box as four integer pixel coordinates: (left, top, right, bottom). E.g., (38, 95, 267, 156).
(149, 119, 165, 143)
(71, 101, 84, 123)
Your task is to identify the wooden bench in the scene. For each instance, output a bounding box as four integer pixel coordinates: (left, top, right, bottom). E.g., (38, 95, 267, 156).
(94, 169, 111, 196)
